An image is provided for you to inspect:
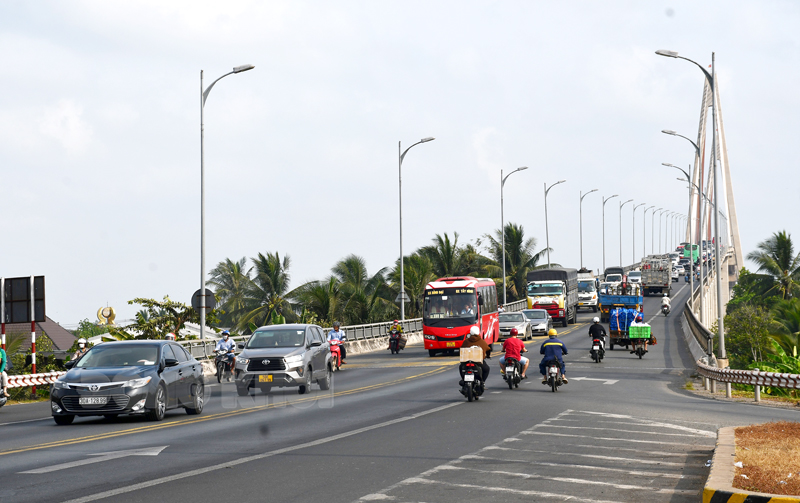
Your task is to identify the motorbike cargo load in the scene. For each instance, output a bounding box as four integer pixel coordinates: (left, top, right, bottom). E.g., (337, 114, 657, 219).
(460, 345, 484, 362)
(628, 322, 651, 339)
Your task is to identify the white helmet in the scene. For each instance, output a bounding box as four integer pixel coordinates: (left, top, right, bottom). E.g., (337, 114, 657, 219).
(77, 338, 86, 347)
(469, 326, 480, 337)
(592, 317, 600, 323)
(663, 293, 669, 297)
(165, 333, 176, 340)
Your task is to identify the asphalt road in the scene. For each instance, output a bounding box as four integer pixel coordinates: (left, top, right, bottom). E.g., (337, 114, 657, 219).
(1, 284, 797, 503)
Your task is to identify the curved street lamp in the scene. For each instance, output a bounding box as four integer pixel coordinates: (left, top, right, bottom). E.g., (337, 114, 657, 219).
(643, 205, 655, 259)
(632, 203, 645, 265)
(619, 199, 633, 266)
(500, 167, 529, 305)
(579, 189, 598, 270)
(652, 208, 663, 254)
(398, 137, 435, 320)
(200, 64, 255, 340)
(544, 180, 566, 268)
(602, 195, 619, 272)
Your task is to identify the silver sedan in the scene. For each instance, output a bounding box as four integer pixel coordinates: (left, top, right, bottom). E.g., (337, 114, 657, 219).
(498, 312, 532, 341)
(522, 309, 553, 337)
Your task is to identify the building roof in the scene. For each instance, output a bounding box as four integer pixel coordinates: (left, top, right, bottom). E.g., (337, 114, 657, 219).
(2, 316, 77, 351)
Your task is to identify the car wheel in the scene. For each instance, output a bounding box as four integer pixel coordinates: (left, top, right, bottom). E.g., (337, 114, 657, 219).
(53, 415, 75, 425)
(146, 385, 167, 421)
(318, 365, 331, 390)
(298, 367, 311, 395)
(185, 383, 204, 415)
(428, 349, 437, 357)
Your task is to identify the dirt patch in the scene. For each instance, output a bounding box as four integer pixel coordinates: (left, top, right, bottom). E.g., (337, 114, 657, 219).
(734, 421, 800, 495)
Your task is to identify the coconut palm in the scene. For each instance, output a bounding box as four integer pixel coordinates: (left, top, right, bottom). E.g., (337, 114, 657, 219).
(746, 231, 800, 300)
(388, 253, 435, 318)
(237, 251, 298, 330)
(293, 276, 342, 326)
(419, 233, 468, 278)
(208, 257, 253, 327)
(483, 223, 551, 302)
(333, 255, 393, 325)
(771, 298, 800, 356)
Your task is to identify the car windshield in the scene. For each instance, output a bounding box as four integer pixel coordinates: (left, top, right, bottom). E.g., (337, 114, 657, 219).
(76, 344, 159, 368)
(578, 281, 596, 293)
(606, 274, 622, 282)
(247, 329, 306, 348)
(527, 283, 563, 296)
(499, 313, 525, 323)
(628, 272, 641, 279)
(523, 311, 547, 320)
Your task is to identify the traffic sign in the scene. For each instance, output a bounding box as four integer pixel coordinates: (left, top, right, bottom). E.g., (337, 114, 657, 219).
(191, 288, 216, 314)
(394, 291, 410, 303)
(1, 276, 45, 323)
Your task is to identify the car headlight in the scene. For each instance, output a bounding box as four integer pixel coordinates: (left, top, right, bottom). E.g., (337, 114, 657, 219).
(124, 377, 152, 389)
(536, 324, 547, 330)
(424, 334, 435, 340)
(53, 380, 70, 390)
(285, 355, 304, 366)
(237, 358, 250, 366)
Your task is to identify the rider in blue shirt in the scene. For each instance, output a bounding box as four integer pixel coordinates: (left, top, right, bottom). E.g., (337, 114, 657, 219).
(539, 329, 568, 384)
(215, 330, 236, 368)
(327, 321, 347, 364)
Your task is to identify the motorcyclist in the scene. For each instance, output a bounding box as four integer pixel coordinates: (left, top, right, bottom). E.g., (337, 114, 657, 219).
(215, 330, 236, 371)
(499, 328, 529, 379)
(588, 317, 607, 352)
(387, 319, 404, 351)
(71, 338, 89, 361)
(165, 332, 176, 341)
(539, 328, 568, 384)
(460, 326, 491, 384)
(327, 321, 347, 364)
(661, 294, 671, 311)
(0, 347, 8, 397)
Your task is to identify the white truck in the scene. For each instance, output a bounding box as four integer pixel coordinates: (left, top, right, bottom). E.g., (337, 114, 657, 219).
(577, 271, 599, 312)
(640, 255, 672, 296)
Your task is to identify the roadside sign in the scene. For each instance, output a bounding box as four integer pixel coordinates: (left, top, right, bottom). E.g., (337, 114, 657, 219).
(1, 276, 45, 323)
(191, 288, 216, 314)
(394, 291, 410, 303)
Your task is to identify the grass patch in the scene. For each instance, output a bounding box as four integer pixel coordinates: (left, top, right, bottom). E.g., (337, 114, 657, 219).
(683, 380, 695, 390)
(734, 421, 800, 495)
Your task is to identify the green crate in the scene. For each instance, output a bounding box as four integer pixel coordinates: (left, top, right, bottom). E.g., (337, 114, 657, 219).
(628, 324, 651, 339)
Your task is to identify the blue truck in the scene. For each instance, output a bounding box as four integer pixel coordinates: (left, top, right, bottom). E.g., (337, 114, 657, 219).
(597, 292, 643, 324)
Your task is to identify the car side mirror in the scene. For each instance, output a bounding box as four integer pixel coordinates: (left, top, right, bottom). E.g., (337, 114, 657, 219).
(310, 340, 322, 347)
(237, 343, 245, 349)
(64, 359, 76, 369)
(164, 358, 179, 367)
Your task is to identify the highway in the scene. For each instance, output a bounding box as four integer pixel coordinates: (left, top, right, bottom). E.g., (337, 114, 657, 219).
(1, 287, 796, 503)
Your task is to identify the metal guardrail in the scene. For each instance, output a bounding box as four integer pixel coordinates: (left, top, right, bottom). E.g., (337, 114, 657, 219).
(697, 359, 800, 390)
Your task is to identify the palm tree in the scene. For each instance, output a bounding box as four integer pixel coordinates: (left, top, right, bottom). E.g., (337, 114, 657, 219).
(483, 223, 551, 301)
(332, 255, 393, 324)
(388, 253, 435, 318)
(293, 276, 342, 326)
(208, 257, 253, 327)
(419, 233, 468, 278)
(746, 231, 800, 299)
(771, 298, 800, 356)
(237, 252, 298, 330)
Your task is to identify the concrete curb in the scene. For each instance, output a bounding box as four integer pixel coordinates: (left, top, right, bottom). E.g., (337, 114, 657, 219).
(704, 426, 800, 503)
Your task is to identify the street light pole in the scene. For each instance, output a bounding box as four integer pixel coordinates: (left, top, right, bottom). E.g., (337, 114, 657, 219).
(663, 160, 697, 316)
(200, 64, 254, 341)
(579, 189, 598, 270)
(619, 199, 633, 266)
(398, 137, 435, 320)
(501, 167, 529, 305)
(633, 203, 645, 264)
(602, 195, 619, 272)
(644, 206, 655, 258)
(544, 180, 566, 268)
(653, 209, 663, 254)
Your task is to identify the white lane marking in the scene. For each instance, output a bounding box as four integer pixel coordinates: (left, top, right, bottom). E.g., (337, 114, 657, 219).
(20, 446, 168, 474)
(535, 424, 706, 437)
(0, 417, 51, 427)
(507, 443, 710, 458)
(570, 411, 716, 437)
(551, 417, 714, 427)
(436, 465, 697, 494)
(521, 431, 698, 446)
(469, 449, 686, 467)
(63, 402, 462, 503)
(568, 376, 618, 385)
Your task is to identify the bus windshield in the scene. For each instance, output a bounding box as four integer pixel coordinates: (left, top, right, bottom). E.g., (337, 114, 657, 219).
(423, 288, 478, 326)
(527, 283, 563, 296)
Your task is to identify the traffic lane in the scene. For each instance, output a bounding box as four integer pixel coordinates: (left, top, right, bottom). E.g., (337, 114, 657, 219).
(0, 400, 52, 427)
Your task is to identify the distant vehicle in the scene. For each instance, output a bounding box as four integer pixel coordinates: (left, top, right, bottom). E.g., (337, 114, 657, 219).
(235, 324, 331, 396)
(627, 271, 642, 285)
(671, 267, 680, 282)
(668, 252, 680, 266)
(577, 279, 599, 312)
(684, 244, 700, 262)
(521, 309, 553, 336)
(422, 276, 499, 357)
(598, 281, 615, 295)
(604, 266, 624, 281)
(526, 268, 579, 327)
(605, 273, 623, 283)
(641, 255, 672, 296)
(51, 340, 205, 425)
(499, 312, 531, 341)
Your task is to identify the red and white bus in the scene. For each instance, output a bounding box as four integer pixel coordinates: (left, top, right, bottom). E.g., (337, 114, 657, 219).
(422, 276, 500, 357)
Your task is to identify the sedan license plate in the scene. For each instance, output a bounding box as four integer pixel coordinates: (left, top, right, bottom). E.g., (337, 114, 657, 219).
(592, 345, 600, 350)
(506, 366, 514, 374)
(464, 374, 475, 382)
(446, 342, 456, 347)
(78, 396, 108, 405)
(258, 375, 273, 383)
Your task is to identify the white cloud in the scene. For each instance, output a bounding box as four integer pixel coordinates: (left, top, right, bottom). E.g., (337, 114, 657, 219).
(38, 100, 93, 153)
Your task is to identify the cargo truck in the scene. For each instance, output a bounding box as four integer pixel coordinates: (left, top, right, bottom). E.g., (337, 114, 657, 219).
(577, 272, 599, 312)
(526, 268, 578, 327)
(641, 255, 672, 296)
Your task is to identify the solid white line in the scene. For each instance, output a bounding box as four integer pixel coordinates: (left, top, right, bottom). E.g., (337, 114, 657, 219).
(521, 431, 697, 446)
(62, 402, 462, 503)
(646, 283, 687, 323)
(535, 424, 705, 437)
(437, 465, 697, 494)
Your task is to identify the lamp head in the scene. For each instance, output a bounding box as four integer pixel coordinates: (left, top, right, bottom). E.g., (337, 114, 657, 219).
(661, 129, 677, 135)
(233, 64, 255, 73)
(655, 49, 679, 58)
(518, 166, 529, 171)
(420, 137, 435, 143)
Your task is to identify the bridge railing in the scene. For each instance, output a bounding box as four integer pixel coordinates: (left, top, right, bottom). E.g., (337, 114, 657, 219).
(696, 360, 800, 390)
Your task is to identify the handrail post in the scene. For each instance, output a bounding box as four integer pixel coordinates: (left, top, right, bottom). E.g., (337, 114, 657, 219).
(753, 368, 760, 402)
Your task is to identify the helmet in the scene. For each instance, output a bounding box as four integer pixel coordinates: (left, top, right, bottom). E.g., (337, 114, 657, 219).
(221, 330, 230, 339)
(548, 329, 558, 338)
(393, 320, 399, 324)
(333, 321, 341, 328)
(592, 317, 600, 323)
(469, 326, 480, 336)
(663, 293, 668, 297)
(509, 328, 518, 337)
(165, 333, 175, 340)
(77, 338, 86, 346)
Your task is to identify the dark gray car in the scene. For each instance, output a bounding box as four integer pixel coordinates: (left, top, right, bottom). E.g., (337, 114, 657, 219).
(234, 324, 331, 396)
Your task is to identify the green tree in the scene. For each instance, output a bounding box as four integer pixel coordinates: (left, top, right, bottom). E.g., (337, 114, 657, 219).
(746, 230, 800, 300)
(388, 253, 434, 319)
(237, 252, 298, 331)
(110, 296, 220, 340)
(726, 267, 779, 314)
(208, 257, 253, 327)
(293, 276, 342, 326)
(419, 232, 469, 278)
(72, 319, 109, 339)
(723, 304, 776, 369)
(770, 298, 800, 357)
(483, 223, 551, 302)
(333, 254, 393, 324)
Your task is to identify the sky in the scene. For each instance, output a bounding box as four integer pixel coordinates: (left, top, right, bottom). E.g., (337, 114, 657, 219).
(1, 1, 798, 327)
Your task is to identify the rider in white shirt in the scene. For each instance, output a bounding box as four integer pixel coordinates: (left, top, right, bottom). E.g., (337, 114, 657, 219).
(661, 294, 671, 309)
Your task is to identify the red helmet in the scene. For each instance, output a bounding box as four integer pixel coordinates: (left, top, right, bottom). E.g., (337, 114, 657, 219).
(393, 320, 399, 324)
(510, 328, 518, 336)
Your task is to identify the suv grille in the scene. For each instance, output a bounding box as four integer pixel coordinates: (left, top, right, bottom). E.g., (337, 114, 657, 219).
(247, 359, 286, 372)
(61, 394, 130, 413)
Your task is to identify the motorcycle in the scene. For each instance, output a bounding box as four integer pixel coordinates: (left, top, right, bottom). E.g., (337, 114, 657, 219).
(459, 360, 486, 402)
(329, 339, 343, 371)
(662, 304, 670, 316)
(0, 394, 6, 409)
(590, 338, 604, 363)
(632, 338, 647, 359)
(388, 329, 403, 354)
(545, 361, 563, 392)
(214, 349, 234, 383)
(503, 357, 522, 389)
